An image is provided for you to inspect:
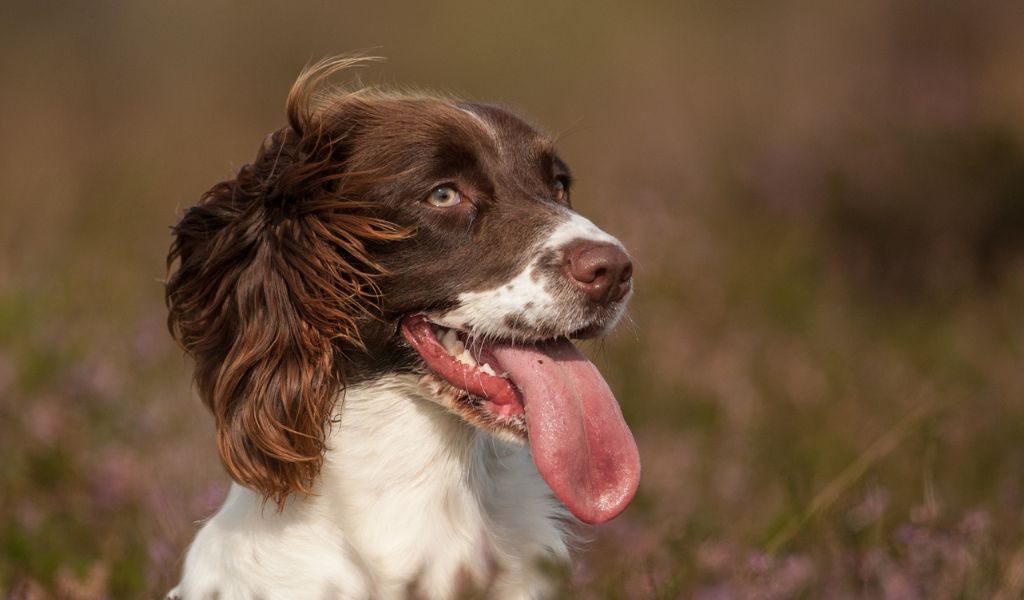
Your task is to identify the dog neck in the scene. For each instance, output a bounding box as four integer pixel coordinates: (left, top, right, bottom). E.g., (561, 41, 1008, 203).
(316, 374, 571, 597)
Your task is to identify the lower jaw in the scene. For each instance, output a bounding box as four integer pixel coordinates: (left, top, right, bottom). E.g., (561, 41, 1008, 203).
(419, 372, 528, 442)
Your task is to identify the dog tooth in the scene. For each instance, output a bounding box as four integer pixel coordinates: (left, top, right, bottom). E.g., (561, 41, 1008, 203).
(440, 329, 459, 354)
(456, 349, 477, 367)
(479, 363, 496, 376)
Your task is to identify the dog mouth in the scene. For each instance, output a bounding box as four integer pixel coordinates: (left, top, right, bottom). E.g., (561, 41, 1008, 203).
(400, 314, 640, 524)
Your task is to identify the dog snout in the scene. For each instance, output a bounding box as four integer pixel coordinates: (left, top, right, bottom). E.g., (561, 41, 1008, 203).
(564, 241, 633, 304)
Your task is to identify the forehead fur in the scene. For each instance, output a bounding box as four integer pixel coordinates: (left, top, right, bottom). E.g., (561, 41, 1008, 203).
(288, 58, 554, 173)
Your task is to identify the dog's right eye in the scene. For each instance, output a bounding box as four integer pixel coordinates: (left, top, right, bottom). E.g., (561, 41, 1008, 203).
(426, 185, 462, 208)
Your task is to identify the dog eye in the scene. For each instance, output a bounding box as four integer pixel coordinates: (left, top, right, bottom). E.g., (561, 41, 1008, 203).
(553, 177, 570, 203)
(426, 185, 461, 208)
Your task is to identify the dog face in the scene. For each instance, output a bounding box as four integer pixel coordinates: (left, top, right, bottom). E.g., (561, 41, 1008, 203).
(352, 101, 632, 334)
(166, 59, 639, 522)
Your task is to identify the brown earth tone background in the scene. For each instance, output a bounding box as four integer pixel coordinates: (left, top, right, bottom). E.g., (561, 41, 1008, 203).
(2, 1, 1024, 598)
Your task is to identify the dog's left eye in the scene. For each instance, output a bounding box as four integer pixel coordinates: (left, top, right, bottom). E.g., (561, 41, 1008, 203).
(553, 177, 570, 203)
(426, 185, 462, 208)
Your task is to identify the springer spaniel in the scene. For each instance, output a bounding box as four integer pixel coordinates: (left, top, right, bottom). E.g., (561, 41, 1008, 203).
(165, 58, 640, 600)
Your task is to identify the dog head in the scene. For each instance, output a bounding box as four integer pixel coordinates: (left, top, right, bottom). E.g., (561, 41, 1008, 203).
(166, 58, 639, 523)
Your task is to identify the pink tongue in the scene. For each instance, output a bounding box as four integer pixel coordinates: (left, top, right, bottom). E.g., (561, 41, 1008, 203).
(491, 340, 640, 524)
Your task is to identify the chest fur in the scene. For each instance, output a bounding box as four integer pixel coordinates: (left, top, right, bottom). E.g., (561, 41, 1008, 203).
(322, 377, 571, 597)
(173, 376, 571, 600)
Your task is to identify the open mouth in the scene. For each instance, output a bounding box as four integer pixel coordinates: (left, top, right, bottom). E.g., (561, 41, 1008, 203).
(400, 314, 641, 524)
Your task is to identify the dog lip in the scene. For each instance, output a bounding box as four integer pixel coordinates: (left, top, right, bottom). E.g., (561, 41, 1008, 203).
(400, 314, 525, 414)
(397, 311, 619, 419)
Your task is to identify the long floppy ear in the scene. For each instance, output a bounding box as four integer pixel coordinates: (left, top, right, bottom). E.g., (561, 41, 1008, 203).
(166, 58, 406, 507)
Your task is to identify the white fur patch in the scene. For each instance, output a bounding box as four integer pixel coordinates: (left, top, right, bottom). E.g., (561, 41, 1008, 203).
(170, 377, 570, 600)
(428, 210, 627, 340)
(545, 210, 622, 250)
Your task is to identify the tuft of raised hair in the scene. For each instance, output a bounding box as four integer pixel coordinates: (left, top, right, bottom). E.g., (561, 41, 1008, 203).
(166, 57, 408, 508)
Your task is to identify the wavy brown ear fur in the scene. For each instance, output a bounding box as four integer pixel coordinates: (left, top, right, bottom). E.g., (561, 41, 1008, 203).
(166, 58, 407, 507)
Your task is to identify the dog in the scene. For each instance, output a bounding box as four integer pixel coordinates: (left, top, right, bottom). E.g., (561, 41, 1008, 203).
(165, 57, 640, 599)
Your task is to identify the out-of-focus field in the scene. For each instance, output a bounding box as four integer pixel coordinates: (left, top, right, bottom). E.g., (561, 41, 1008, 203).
(2, 1, 1024, 598)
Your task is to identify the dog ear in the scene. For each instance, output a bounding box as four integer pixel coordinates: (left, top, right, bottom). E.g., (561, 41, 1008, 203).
(166, 59, 406, 507)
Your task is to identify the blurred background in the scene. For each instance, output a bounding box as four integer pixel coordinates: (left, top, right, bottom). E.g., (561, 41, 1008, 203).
(2, 1, 1023, 598)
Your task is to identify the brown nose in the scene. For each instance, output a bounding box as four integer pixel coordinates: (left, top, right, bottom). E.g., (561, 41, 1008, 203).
(564, 241, 633, 304)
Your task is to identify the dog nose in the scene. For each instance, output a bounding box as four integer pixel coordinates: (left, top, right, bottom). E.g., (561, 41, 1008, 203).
(564, 241, 633, 304)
